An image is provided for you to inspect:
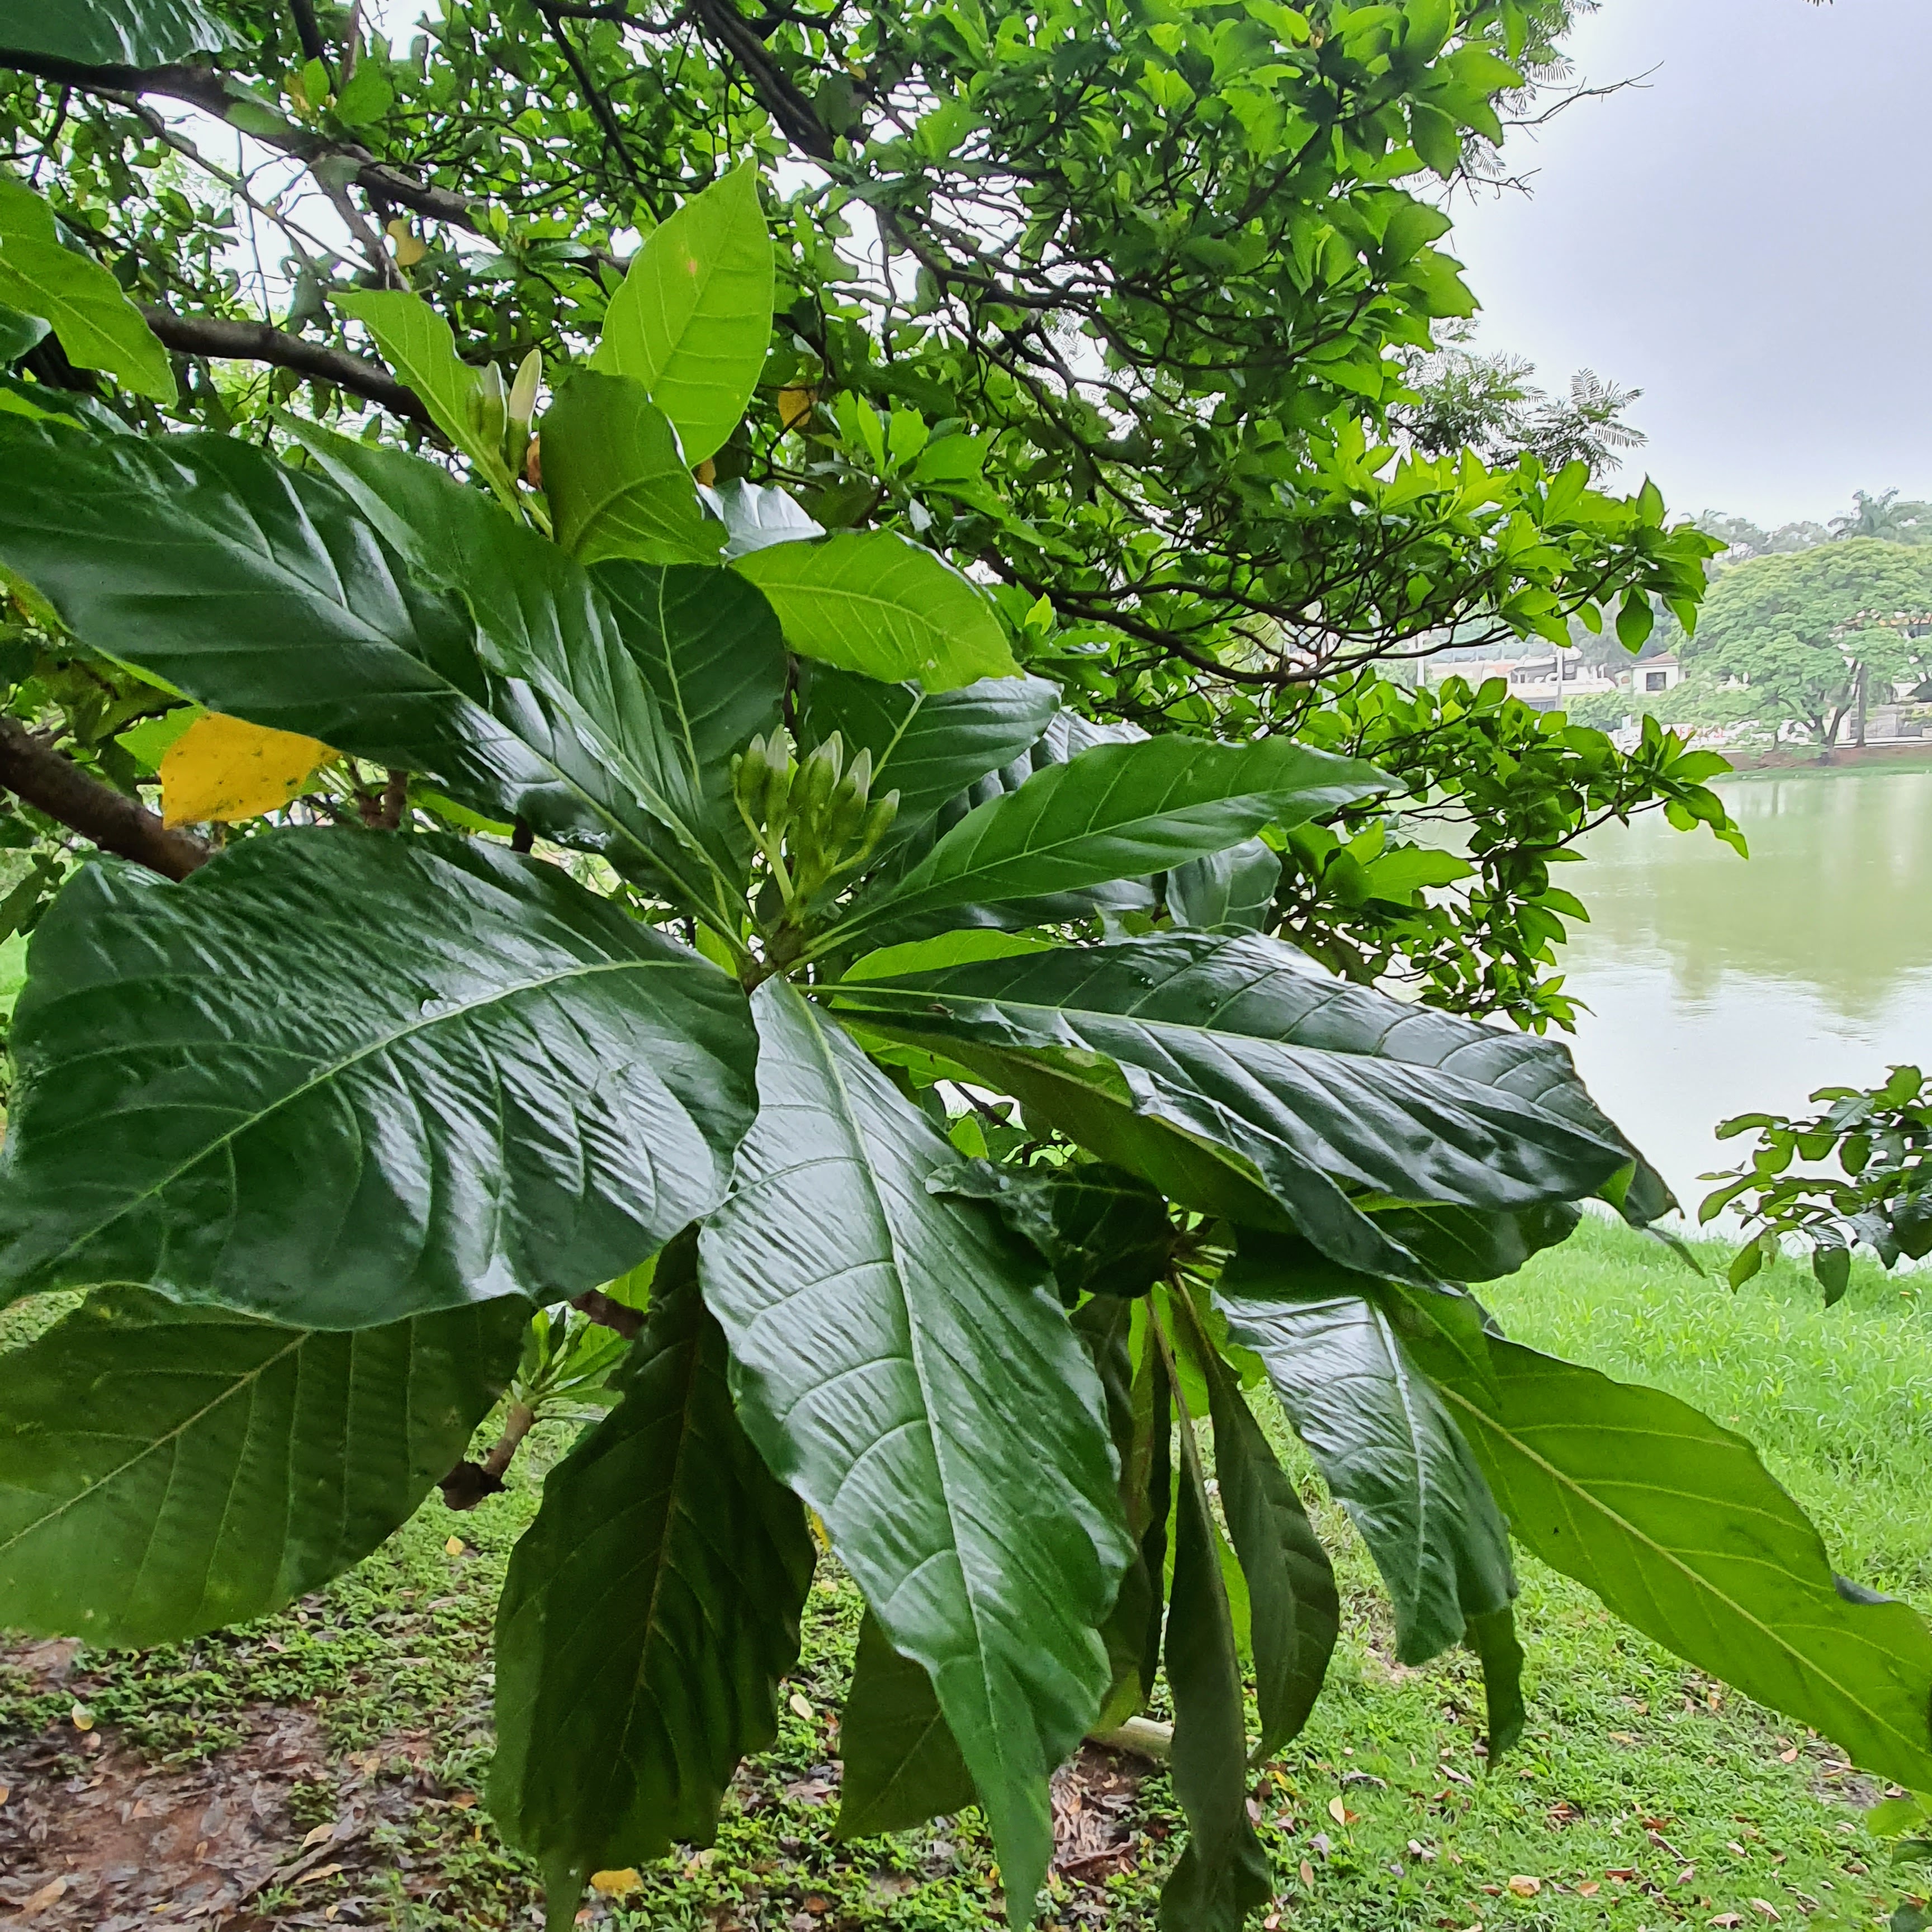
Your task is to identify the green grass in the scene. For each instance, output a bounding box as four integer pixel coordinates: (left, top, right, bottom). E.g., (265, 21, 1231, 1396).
(3, 1219, 1929, 1931)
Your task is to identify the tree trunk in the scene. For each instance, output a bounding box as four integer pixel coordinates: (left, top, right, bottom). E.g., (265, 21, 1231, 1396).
(1854, 660, 1869, 749)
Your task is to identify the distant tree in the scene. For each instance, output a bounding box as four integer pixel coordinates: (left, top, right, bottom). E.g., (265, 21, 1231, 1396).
(1697, 512, 1830, 561)
(1687, 539, 1932, 747)
(1401, 344, 1645, 475)
(1831, 489, 1932, 544)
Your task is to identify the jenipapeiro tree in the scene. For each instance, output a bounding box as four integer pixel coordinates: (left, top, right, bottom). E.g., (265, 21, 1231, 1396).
(0, 6, 1928, 1931)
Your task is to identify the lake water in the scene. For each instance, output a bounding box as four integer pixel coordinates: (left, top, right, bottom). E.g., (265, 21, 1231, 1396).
(1557, 768, 1932, 1226)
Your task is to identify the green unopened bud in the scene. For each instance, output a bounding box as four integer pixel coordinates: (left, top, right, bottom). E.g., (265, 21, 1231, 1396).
(759, 727, 795, 830)
(508, 346, 542, 429)
(854, 789, 900, 863)
(844, 745, 873, 809)
(795, 733, 844, 831)
(732, 737, 770, 821)
(468, 362, 508, 458)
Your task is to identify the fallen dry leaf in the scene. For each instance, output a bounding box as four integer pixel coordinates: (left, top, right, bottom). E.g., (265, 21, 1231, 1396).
(1507, 1877, 1542, 1898)
(446, 1535, 466, 1557)
(1328, 1796, 1355, 1825)
(1578, 1883, 1601, 1898)
(1750, 1902, 1781, 1922)
(789, 1692, 815, 1722)
(297, 1862, 344, 1885)
(0, 1782, 10, 1806)
(590, 1869, 642, 1897)
(452, 1791, 477, 1809)
(1779, 1748, 1800, 1763)
(69, 1701, 94, 1731)
(1299, 1860, 1314, 1888)
(302, 1821, 336, 1848)
(1710, 1916, 1745, 1928)
(16, 1877, 67, 1916)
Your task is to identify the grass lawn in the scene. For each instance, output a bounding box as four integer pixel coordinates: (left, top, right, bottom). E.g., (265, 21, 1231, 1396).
(2, 1216, 1928, 1931)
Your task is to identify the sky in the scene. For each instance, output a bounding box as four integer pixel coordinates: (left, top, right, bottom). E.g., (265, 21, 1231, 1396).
(1447, 0, 1932, 528)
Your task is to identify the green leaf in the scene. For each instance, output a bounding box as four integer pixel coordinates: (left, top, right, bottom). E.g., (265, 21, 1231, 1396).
(0, 176, 174, 401)
(0, 0, 232, 63)
(698, 982, 1133, 1924)
(1195, 1313, 1338, 1760)
(1167, 837, 1280, 932)
(836, 1613, 976, 1839)
(1417, 1333, 1932, 1792)
(0, 301, 48, 363)
(1374, 1200, 1584, 1285)
(835, 738, 1385, 944)
(541, 371, 724, 566)
(594, 160, 773, 465)
(283, 420, 744, 922)
(1467, 1605, 1527, 1758)
(929, 1159, 1177, 1302)
(799, 663, 1062, 856)
(1813, 1242, 1853, 1307)
(709, 478, 823, 558)
(735, 529, 1020, 690)
(0, 831, 758, 1326)
(333, 288, 508, 485)
(0, 1288, 524, 1645)
(1219, 1240, 1516, 1664)
(829, 932, 1639, 1285)
(490, 1232, 814, 1903)
(1160, 1357, 1274, 1932)
(593, 558, 787, 889)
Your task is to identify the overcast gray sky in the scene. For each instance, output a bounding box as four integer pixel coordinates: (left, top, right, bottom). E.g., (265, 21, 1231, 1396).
(1447, 0, 1932, 527)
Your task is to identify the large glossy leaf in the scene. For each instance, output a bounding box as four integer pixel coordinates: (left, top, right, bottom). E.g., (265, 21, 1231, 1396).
(830, 737, 1385, 947)
(735, 529, 1020, 690)
(591, 558, 786, 889)
(286, 422, 744, 922)
(0, 831, 758, 1327)
(1219, 1244, 1514, 1665)
(828, 931, 1636, 1284)
(798, 664, 1062, 857)
(0, 1289, 524, 1646)
(1161, 1360, 1273, 1932)
(541, 371, 723, 567)
(836, 1613, 976, 1839)
(1468, 1606, 1528, 1758)
(594, 160, 772, 465)
(708, 479, 823, 558)
(0, 0, 231, 64)
(1412, 1329, 1932, 1793)
(1195, 1314, 1338, 1759)
(0, 176, 174, 400)
(0, 419, 593, 836)
(491, 1234, 814, 1918)
(698, 982, 1133, 1924)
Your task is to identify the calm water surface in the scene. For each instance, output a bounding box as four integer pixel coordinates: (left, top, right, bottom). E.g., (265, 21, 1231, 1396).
(1558, 769, 1932, 1223)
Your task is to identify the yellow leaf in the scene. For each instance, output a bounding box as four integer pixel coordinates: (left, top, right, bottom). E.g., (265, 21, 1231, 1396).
(1327, 1795, 1353, 1825)
(387, 217, 427, 268)
(18, 1877, 65, 1915)
(693, 457, 717, 486)
(789, 1691, 815, 1722)
(302, 1821, 335, 1848)
(70, 1701, 94, 1731)
(1507, 1876, 1542, 1898)
(160, 713, 333, 826)
(0, 1782, 10, 1805)
(778, 383, 817, 430)
(590, 1869, 642, 1897)
(445, 1535, 466, 1556)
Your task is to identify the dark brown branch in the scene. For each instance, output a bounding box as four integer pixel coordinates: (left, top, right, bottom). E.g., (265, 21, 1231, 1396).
(686, 0, 837, 160)
(440, 1400, 537, 1511)
(533, 1, 646, 195)
(571, 1288, 645, 1339)
(288, 0, 332, 75)
(0, 715, 210, 880)
(140, 305, 433, 425)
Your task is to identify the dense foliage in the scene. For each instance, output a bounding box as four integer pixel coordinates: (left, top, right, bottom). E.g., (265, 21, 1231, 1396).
(0, 6, 1927, 1932)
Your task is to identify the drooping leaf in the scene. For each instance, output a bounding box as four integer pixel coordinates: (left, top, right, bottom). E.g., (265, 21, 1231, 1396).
(158, 711, 333, 826)
(1413, 1331, 1932, 1793)
(591, 558, 786, 890)
(0, 0, 231, 64)
(0, 831, 758, 1327)
(1219, 1240, 1516, 1665)
(836, 1613, 976, 1839)
(829, 931, 1637, 1284)
(0, 176, 174, 400)
(594, 160, 773, 465)
(735, 529, 1020, 690)
(1167, 837, 1281, 933)
(0, 301, 48, 363)
(1192, 1307, 1339, 1760)
(1134, 1324, 1176, 1701)
(1467, 1605, 1527, 1758)
(708, 479, 823, 558)
(491, 1233, 815, 1911)
(0, 1289, 524, 1646)
(799, 664, 1062, 857)
(540, 371, 723, 567)
(832, 738, 1385, 945)
(1376, 1199, 1584, 1284)
(1071, 1295, 1157, 1723)
(1160, 1358, 1274, 1932)
(334, 288, 509, 486)
(698, 982, 1132, 1924)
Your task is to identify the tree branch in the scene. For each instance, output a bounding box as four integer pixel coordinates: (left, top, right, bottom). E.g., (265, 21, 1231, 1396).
(0, 716, 210, 881)
(140, 305, 433, 425)
(686, 0, 836, 160)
